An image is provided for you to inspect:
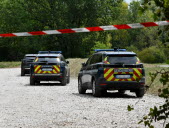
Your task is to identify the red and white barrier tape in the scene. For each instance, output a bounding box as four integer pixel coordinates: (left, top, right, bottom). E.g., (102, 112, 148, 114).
(0, 20, 169, 37)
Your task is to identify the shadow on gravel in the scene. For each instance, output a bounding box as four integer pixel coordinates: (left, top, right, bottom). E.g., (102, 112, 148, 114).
(73, 92, 137, 99)
(18, 74, 30, 77)
(25, 82, 64, 86)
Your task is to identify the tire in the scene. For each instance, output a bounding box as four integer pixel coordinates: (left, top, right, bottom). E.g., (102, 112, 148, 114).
(118, 90, 125, 94)
(78, 78, 86, 94)
(21, 68, 25, 76)
(135, 88, 145, 98)
(61, 77, 67, 86)
(92, 79, 102, 97)
(30, 77, 35, 85)
(67, 76, 70, 84)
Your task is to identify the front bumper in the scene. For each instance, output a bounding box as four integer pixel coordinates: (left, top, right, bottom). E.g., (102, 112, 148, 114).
(31, 73, 63, 81)
(22, 67, 30, 73)
(96, 77, 145, 90)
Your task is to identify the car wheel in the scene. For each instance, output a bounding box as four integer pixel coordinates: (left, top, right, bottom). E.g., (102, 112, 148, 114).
(78, 78, 86, 94)
(21, 69, 25, 76)
(67, 76, 70, 84)
(118, 90, 125, 94)
(135, 88, 145, 98)
(30, 77, 35, 85)
(92, 79, 102, 97)
(61, 77, 67, 86)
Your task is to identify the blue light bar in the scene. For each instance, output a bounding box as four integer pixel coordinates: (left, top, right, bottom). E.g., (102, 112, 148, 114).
(95, 49, 126, 52)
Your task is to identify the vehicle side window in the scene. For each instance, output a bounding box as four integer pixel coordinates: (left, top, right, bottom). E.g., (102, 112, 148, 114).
(86, 56, 93, 66)
(60, 56, 65, 62)
(90, 54, 102, 64)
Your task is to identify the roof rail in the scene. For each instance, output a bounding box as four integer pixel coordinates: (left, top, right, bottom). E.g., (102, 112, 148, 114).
(95, 48, 126, 52)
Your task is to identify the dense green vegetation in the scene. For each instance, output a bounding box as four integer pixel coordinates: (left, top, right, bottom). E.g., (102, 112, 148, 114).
(0, 0, 168, 63)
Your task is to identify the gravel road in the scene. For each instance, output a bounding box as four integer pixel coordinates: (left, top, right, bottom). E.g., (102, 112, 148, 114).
(0, 68, 166, 128)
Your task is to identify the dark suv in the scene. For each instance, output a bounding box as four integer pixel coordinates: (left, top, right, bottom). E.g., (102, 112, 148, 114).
(30, 52, 70, 86)
(21, 54, 37, 76)
(78, 49, 145, 97)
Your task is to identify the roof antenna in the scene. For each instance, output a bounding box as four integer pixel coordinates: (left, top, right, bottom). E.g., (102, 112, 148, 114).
(114, 47, 118, 51)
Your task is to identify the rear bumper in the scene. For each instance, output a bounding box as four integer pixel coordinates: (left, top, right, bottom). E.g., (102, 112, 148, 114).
(31, 73, 63, 81)
(96, 77, 145, 90)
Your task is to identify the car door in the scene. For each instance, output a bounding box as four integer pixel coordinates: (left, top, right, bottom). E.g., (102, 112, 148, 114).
(81, 56, 93, 87)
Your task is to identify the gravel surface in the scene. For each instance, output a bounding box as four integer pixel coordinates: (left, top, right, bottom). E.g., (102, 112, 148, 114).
(0, 68, 166, 128)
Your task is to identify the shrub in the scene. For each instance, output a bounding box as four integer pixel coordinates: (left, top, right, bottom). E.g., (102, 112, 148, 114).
(138, 46, 166, 63)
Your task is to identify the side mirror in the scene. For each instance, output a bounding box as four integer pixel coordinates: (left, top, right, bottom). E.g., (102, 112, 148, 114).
(66, 61, 69, 64)
(82, 63, 86, 67)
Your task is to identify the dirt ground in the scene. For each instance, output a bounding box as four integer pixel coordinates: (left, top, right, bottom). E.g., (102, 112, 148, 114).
(0, 68, 166, 128)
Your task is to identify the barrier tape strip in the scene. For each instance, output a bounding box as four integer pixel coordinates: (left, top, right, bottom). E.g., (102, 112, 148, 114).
(0, 20, 169, 37)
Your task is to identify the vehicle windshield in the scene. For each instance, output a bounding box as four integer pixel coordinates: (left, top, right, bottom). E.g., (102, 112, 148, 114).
(104, 55, 140, 64)
(35, 57, 60, 63)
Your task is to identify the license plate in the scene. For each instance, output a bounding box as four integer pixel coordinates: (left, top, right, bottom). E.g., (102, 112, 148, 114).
(116, 75, 131, 79)
(42, 68, 53, 71)
(114, 69, 133, 72)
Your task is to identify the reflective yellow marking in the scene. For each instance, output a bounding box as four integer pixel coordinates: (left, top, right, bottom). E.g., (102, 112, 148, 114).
(35, 65, 41, 72)
(107, 74, 114, 81)
(37, 70, 41, 74)
(104, 68, 113, 78)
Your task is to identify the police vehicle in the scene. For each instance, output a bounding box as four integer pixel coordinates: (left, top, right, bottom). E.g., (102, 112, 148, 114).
(21, 54, 37, 76)
(30, 51, 70, 85)
(78, 48, 145, 97)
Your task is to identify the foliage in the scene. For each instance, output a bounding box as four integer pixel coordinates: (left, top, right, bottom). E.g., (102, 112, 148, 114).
(138, 46, 166, 63)
(0, 0, 164, 61)
(140, 70, 169, 128)
(128, 69, 169, 128)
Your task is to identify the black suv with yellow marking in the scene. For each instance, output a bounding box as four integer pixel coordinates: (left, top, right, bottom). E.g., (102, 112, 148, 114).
(78, 49, 145, 97)
(21, 54, 37, 76)
(30, 52, 70, 85)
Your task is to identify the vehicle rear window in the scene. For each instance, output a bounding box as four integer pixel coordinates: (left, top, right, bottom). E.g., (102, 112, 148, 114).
(104, 55, 140, 64)
(25, 57, 36, 60)
(35, 57, 60, 63)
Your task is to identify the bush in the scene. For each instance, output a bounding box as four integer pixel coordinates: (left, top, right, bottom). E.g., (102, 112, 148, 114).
(126, 45, 139, 54)
(138, 46, 166, 63)
(166, 60, 169, 64)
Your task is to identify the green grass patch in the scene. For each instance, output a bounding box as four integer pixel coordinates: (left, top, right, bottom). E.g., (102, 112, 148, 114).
(0, 61, 21, 68)
(144, 63, 169, 95)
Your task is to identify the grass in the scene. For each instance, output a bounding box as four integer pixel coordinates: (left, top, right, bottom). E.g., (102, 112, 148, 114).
(0, 61, 21, 68)
(0, 60, 168, 95)
(144, 64, 169, 95)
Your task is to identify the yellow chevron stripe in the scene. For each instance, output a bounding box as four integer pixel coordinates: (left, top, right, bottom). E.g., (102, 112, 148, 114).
(104, 68, 113, 78)
(37, 70, 42, 74)
(48, 71, 52, 74)
(134, 68, 141, 76)
(127, 79, 132, 81)
(53, 70, 57, 73)
(107, 74, 114, 81)
(53, 65, 60, 73)
(35, 65, 41, 72)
